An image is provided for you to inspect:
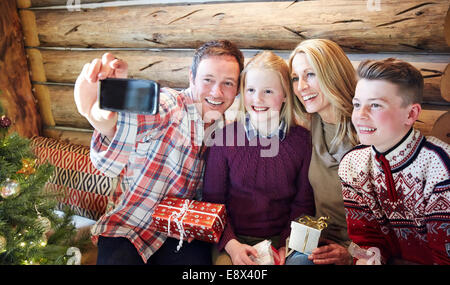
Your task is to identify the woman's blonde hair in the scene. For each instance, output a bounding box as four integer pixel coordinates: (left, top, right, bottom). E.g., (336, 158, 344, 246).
(238, 51, 295, 133)
(288, 39, 359, 147)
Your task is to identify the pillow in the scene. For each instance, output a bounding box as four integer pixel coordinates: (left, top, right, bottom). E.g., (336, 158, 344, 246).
(31, 136, 117, 220)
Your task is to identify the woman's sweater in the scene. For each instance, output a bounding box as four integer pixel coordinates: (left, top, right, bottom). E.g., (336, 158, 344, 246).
(308, 113, 354, 246)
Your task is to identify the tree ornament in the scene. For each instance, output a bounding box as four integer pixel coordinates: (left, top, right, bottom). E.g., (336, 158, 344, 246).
(0, 235, 6, 253)
(0, 178, 20, 198)
(36, 216, 52, 233)
(66, 247, 82, 265)
(0, 115, 11, 128)
(16, 158, 37, 176)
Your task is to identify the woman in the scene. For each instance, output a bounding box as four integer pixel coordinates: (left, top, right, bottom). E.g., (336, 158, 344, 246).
(287, 39, 358, 265)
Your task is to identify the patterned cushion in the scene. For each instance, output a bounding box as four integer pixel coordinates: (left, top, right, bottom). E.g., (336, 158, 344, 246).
(31, 136, 117, 220)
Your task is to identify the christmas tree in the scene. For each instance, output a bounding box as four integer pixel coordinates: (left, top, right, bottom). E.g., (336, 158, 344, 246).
(0, 103, 84, 265)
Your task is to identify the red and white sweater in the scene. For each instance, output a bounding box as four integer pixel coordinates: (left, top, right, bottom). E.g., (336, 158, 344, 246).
(339, 128, 450, 264)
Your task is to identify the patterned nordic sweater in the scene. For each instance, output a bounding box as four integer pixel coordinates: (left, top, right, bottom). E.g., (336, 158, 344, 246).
(338, 128, 450, 264)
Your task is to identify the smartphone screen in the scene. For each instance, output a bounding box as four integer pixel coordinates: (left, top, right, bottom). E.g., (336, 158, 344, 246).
(98, 78, 160, 115)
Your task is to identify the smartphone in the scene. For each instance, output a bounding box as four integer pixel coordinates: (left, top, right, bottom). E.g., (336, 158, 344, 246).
(98, 78, 160, 115)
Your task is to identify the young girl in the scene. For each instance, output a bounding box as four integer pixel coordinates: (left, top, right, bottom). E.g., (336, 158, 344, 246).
(202, 51, 315, 265)
(286, 39, 358, 265)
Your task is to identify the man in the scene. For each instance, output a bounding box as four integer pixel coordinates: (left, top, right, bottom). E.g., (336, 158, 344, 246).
(74, 40, 244, 265)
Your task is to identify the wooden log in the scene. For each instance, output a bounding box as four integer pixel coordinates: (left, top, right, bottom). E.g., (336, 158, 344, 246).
(25, 0, 450, 53)
(441, 64, 450, 103)
(24, 48, 55, 126)
(38, 49, 195, 88)
(36, 49, 450, 103)
(43, 126, 93, 146)
(18, 9, 40, 47)
(32, 84, 55, 126)
(46, 84, 88, 128)
(446, 5, 450, 46)
(414, 105, 449, 143)
(20, 0, 236, 8)
(0, 0, 40, 138)
(431, 111, 450, 144)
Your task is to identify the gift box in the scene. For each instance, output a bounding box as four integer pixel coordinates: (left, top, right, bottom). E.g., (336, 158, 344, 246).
(286, 216, 329, 255)
(150, 197, 226, 243)
(251, 240, 281, 265)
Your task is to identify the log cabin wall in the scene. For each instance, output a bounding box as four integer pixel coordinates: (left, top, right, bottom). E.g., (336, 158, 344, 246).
(0, 0, 41, 137)
(15, 0, 450, 145)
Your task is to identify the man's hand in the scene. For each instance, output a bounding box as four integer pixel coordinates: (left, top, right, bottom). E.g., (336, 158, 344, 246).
(225, 239, 259, 265)
(308, 239, 352, 265)
(74, 53, 128, 138)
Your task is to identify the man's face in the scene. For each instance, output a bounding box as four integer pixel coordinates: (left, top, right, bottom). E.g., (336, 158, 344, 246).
(352, 79, 416, 152)
(190, 55, 240, 125)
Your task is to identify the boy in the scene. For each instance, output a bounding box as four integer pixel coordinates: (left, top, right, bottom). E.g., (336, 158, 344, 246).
(339, 58, 450, 265)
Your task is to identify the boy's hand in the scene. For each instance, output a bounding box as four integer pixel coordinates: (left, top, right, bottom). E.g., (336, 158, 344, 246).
(225, 239, 259, 265)
(74, 53, 128, 138)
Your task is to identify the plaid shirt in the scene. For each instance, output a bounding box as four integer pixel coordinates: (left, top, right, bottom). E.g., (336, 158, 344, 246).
(89, 87, 208, 262)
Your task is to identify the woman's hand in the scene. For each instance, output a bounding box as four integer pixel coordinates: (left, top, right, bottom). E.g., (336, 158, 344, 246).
(225, 239, 259, 265)
(308, 239, 352, 265)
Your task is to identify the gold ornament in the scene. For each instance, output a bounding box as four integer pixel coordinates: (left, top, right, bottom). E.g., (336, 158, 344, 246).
(16, 158, 36, 176)
(0, 178, 20, 199)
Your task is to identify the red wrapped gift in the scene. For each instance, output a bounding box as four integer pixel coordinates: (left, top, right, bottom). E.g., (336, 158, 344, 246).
(150, 197, 226, 244)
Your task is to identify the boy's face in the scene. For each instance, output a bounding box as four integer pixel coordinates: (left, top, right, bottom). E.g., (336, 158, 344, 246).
(189, 55, 240, 125)
(352, 79, 419, 152)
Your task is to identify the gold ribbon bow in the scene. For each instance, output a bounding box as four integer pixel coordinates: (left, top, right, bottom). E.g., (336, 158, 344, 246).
(297, 216, 329, 230)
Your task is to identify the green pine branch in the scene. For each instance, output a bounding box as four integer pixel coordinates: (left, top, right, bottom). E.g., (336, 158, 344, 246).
(0, 131, 81, 265)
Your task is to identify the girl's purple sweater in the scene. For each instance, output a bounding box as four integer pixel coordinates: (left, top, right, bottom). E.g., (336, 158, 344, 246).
(203, 122, 315, 251)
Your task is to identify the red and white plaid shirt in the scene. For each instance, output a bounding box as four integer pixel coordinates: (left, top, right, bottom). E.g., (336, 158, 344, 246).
(90, 87, 208, 262)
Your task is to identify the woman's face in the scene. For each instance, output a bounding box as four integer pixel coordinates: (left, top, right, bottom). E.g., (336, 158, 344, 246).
(291, 53, 334, 123)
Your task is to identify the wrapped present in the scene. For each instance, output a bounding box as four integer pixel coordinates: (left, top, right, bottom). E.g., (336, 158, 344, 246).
(286, 216, 329, 255)
(348, 242, 381, 265)
(150, 197, 226, 249)
(251, 240, 281, 265)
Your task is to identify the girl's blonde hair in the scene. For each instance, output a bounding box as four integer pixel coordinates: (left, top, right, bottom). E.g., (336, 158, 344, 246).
(288, 39, 359, 148)
(238, 51, 295, 133)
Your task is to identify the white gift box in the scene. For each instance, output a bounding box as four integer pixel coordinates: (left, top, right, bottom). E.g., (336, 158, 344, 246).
(287, 220, 322, 255)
